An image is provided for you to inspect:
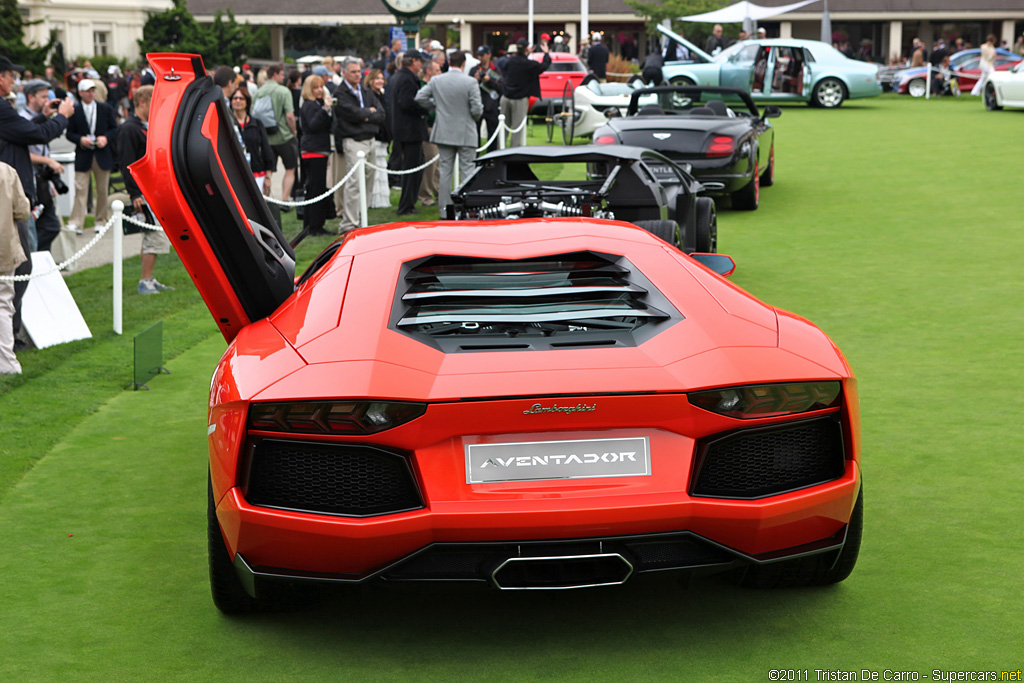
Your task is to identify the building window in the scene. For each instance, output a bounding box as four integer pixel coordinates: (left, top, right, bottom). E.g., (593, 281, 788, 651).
(94, 31, 109, 56)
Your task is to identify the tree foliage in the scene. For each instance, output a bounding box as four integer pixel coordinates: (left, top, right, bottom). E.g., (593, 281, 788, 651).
(0, 0, 55, 73)
(625, 0, 739, 44)
(138, 0, 269, 67)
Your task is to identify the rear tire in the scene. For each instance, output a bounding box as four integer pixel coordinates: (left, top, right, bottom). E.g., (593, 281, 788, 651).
(208, 474, 318, 614)
(739, 488, 863, 588)
(208, 474, 258, 615)
(985, 83, 1002, 110)
(694, 197, 717, 253)
(812, 77, 846, 108)
(633, 219, 682, 249)
(669, 76, 695, 86)
(731, 160, 760, 211)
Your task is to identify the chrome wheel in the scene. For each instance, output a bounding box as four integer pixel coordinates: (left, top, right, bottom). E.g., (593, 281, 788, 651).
(907, 78, 927, 98)
(813, 78, 846, 108)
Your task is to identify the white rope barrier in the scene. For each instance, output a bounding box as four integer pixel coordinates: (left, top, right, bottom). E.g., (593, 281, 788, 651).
(0, 213, 120, 282)
(365, 153, 440, 175)
(266, 160, 361, 207)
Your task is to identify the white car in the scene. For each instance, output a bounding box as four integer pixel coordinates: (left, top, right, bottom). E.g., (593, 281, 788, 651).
(557, 80, 658, 143)
(984, 60, 1024, 110)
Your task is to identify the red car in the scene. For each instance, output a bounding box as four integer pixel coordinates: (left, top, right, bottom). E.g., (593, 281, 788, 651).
(133, 53, 862, 613)
(529, 52, 587, 113)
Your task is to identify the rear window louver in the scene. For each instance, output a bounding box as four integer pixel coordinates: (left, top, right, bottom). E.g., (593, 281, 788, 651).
(391, 251, 682, 352)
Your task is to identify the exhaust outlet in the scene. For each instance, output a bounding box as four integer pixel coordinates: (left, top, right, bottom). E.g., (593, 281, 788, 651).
(491, 553, 634, 590)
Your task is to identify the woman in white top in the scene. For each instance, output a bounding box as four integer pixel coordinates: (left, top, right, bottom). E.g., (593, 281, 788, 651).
(971, 34, 998, 96)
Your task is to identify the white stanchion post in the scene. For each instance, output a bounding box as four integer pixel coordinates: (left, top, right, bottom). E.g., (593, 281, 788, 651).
(498, 114, 507, 150)
(454, 152, 460, 189)
(111, 201, 124, 335)
(357, 151, 368, 228)
(926, 62, 931, 100)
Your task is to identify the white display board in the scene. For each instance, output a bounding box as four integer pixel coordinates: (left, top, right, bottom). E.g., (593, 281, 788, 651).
(22, 251, 92, 349)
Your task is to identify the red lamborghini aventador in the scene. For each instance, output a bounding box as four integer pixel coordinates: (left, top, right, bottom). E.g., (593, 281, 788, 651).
(133, 54, 862, 614)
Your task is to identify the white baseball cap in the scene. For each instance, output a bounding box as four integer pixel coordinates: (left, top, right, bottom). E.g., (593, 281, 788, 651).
(78, 78, 97, 91)
(428, 40, 444, 51)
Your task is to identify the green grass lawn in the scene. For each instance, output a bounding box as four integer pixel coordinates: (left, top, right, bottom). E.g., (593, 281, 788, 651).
(1, 94, 1023, 680)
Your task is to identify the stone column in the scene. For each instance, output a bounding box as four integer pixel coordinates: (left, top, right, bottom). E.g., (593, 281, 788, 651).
(888, 21, 903, 64)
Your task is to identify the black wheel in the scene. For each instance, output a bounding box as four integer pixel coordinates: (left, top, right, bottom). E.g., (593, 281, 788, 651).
(985, 83, 1002, 111)
(812, 77, 846, 108)
(694, 197, 717, 253)
(760, 144, 775, 187)
(907, 78, 927, 98)
(545, 111, 555, 143)
(633, 219, 682, 248)
(208, 473, 318, 614)
(560, 81, 576, 146)
(739, 487, 863, 589)
(731, 159, 760, 211)
(208, 474, 258, 614)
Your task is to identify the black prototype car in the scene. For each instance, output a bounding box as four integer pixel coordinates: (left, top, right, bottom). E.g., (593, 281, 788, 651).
(592, 86, 780, 211)
(449, 145, 718, 254)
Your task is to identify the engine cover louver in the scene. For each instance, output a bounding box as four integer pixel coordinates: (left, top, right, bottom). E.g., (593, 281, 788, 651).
(391, 251, 683, 353)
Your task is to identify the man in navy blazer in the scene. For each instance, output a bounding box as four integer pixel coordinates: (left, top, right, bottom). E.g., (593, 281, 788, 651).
(66, 78, 118, 233)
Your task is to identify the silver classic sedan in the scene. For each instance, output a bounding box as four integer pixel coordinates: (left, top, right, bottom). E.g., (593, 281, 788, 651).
(658, 25, 882, 109)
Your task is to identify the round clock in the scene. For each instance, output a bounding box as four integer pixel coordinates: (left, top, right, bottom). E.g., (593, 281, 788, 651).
(380, 0, 438, 17)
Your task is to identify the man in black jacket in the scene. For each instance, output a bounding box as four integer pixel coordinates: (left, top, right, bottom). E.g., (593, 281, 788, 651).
(0, 54, 75, 347)
(116, 85, 173, 295)
(389, 52, 429, 215)
(333, 58, 385, 232)
(500, 39, 550, 147)
(66, 78, 118, 234)
(587, 33, 610, 81)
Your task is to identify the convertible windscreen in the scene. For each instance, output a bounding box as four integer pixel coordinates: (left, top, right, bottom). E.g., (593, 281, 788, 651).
(392, 252, 683, 352)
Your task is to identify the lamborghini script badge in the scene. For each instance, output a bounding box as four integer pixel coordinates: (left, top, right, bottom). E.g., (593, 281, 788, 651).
(523, 403, 596, 415)
(653, 133, 671, 140)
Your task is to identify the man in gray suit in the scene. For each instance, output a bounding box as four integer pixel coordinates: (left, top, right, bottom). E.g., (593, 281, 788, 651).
(414, 50, 483, 215)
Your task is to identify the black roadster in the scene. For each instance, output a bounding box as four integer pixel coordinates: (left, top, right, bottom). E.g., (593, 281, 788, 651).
(592, 86, 779, 211)
(448, 145, 718, 253)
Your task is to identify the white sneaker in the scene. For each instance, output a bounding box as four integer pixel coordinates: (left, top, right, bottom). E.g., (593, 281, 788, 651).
(68, 224, 82, 235)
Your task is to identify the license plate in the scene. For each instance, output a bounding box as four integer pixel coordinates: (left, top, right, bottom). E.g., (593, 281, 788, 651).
(466, 437, 651, 484)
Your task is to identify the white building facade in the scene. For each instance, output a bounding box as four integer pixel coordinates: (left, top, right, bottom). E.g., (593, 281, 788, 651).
(18, 0, 173, 63)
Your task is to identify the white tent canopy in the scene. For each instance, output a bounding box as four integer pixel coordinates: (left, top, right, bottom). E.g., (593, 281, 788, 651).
(679, 0, 819, 25)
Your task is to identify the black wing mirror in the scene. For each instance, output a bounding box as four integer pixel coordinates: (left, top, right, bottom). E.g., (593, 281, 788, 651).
(762, 106, 782, 119)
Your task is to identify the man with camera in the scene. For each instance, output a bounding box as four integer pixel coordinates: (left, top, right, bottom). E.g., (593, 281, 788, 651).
(66, 78, 118, 235)
(469, 46, 504, 154)
(1, 54, 75, 351)
(20, 80, 68, 252)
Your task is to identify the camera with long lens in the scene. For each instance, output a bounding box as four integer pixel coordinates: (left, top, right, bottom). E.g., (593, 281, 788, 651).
(38, 164, 69, 195)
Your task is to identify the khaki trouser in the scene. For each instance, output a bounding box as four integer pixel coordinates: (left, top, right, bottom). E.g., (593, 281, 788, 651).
(70, 159, 111, 230)
(419, 138, 439, 204)
(339, 137, 376, 232)
(499, 96, 529, 148)
(331, 150, 346, 216)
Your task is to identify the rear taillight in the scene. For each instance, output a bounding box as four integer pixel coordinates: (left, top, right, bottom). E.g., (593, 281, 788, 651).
(595, 135, 617, 145)
(248, 401, 426, 434)
(689, 382, 841, 419)
(705, 136, 735, 158)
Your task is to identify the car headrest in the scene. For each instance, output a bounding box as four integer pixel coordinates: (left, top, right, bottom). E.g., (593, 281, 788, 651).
(706, 100, 729, 116)
(689, 107, 715, 116)
(637, 104, 665, 116)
